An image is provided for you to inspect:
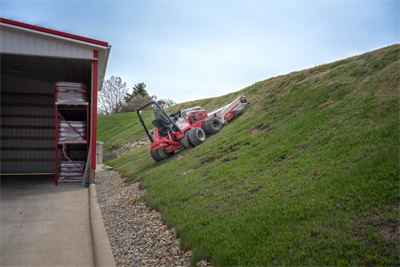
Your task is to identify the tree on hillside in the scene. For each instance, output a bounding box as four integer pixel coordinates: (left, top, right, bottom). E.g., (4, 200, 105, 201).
(122, 83, 177, 112)
(123, 82, 152, 112)
(124, 82, 148, 102)
(98, 76, 128, 115)
(98, 79, 177, 113)
(123, 94, 154, 112)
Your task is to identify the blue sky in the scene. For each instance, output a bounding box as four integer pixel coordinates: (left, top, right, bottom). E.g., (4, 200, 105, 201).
(1, 0, 399, 103)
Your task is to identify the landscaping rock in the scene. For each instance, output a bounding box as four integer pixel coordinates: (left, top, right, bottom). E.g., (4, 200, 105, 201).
(95, 166, 192, 267)
(197, 260, 212, 267)
(103, 140, 150, 162)
(114, 140, 150, 157)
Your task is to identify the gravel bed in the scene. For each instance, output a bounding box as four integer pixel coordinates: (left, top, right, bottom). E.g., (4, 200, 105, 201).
(95, 166, 192, 266)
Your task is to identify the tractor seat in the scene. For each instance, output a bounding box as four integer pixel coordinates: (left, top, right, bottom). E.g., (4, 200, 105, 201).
(152, 119, 170, 138)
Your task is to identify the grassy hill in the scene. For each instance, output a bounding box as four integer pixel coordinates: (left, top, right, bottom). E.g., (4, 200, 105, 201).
(98, 44, 399, 266)
(97, 109, 154, 149)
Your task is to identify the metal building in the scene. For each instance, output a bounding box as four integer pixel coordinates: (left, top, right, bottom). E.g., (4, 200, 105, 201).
(0, 18, 111, 184)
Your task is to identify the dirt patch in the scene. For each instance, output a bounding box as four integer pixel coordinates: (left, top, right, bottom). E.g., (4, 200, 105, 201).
(249, 185, 264, 194)
(222, 145, 239, 154)
(320, 100, 336, 110)
(173, 155, 184, 162)
(310, 230, 321, 238)
(181, 168, 194, 176)
(138, 183, 148, 191)
(377, 221, 399, 246)
(200, 155, 218, 165)
(250, 124, 276, 135)
(295, 144, 309, 152)
(222, 157, 238, 163)
(307, 65, 330, 75)
(272, 155, 286, 169)
(103, 148, 118, 162)
(237, 178, 246, 186)
(136, 176, 145, 183)
(355, 217, 400, 249)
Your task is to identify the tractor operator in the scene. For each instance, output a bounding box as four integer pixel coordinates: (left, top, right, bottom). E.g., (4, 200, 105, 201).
(154, 100, 172, 127)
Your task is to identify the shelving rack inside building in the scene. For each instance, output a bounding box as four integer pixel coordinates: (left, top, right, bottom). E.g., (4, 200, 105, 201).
(55, 82, 89, 185)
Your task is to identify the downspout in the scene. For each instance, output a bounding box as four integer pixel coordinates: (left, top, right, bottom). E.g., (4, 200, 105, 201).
(91, 50, 98, 170)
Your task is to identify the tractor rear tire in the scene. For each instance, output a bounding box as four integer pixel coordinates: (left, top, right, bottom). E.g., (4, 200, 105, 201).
(150, 149, 163, 162)
(188, 127, 206, 146)
(201, 122, 210, 137)
(181, 131, 194, 148)
(204, 117, 222, 135)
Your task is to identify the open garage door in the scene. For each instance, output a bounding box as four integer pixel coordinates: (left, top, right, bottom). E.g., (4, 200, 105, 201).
(0, 18, 110, 184)
(0, 55, 91, 175)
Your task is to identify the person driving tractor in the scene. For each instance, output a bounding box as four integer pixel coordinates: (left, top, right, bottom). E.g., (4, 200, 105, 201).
(153, 100, 172, 127)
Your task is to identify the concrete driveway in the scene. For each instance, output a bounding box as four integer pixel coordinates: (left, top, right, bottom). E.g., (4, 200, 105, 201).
(1, 175, 93, 266)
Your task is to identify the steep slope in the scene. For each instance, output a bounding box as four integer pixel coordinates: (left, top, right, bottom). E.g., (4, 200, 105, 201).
(97, 110, 153, 149)
(100, 44, 399, 265)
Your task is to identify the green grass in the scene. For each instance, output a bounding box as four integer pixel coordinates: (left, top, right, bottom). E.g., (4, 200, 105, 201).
(97, 110, 153, 149)
(101, 44, 400, 266)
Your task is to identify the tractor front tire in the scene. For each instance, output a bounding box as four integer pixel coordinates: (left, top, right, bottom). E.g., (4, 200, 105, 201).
(204, 117, 222, 135)
(188, 127, 206, 146)
(181, 131, 194, 148)
(157, 148, 171, 159)
(150, 149, 163, 162)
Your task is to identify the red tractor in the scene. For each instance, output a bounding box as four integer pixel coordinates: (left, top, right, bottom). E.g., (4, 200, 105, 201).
(138, 95, 248, 162)
(137, 102, 222, 161)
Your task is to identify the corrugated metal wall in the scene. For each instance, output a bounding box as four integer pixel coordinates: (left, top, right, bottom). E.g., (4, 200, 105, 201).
(1, 26, 94, 59)
(0, 74, 56, 174)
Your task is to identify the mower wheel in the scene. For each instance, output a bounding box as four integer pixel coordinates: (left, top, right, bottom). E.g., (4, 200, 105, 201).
(188, 127, 206, 146)
(150, 149, 163, 162)
(181, 131, 194, 148)
(204, 117, 222, 135)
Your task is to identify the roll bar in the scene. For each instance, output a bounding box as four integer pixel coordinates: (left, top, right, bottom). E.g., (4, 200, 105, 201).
(137, 101, 183, 142)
